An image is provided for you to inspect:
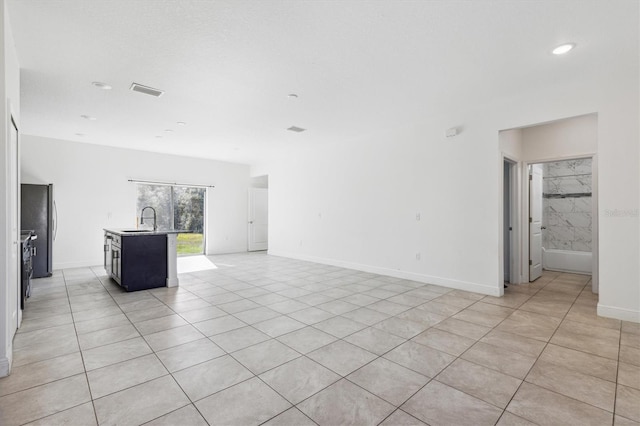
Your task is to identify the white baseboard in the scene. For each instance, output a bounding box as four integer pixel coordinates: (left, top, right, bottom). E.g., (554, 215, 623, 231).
(597, 303, 640, 323)
(206, 247, 248, 255)
(54, 259, 103, 270)
(52, 247, 250, 270)
(268, 250, 502, 297)
(0, 356, 11, 378)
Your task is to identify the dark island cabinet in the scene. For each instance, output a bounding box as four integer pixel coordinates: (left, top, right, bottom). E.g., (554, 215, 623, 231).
(104, 231, 167, 292)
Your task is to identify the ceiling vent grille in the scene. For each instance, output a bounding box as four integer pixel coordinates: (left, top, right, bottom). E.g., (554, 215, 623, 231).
(287, 126, 306, 133)
(130, 83, 164, 97)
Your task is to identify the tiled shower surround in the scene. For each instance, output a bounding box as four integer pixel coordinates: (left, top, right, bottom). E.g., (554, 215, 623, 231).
(542, 158, 592, 252)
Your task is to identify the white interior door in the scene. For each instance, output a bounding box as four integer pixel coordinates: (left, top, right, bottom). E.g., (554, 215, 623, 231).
(248, 188, 268, 251)
(529, 164, 543, 281)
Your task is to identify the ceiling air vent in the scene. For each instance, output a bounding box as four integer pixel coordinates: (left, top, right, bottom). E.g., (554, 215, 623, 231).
(287, 126, 306, 133)
(130, 82, 164, 98)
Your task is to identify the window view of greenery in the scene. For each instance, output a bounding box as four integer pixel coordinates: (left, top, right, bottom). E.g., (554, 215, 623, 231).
(136, 184, 205, 256)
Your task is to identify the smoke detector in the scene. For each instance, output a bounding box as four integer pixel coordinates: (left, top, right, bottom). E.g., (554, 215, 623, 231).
(130, 83, 164, 97)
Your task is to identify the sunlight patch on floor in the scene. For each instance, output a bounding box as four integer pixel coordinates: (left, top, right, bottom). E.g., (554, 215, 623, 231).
(177, 255, 218, 273)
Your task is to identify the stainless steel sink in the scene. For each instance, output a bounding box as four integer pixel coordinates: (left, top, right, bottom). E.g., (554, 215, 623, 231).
(121, 229, 152, 233)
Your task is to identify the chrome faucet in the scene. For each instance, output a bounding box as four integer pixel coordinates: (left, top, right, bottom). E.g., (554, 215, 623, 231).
(140, 206, 157, 231)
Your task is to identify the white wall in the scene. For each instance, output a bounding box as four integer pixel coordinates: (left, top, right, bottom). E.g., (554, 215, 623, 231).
(1, 0, 21, 376)
(21, 136, 250, 269)
(522, 114, 598, 160)
(263, 61, 639, 321)
(499, 128, 523, 160)
(268, 111, 510, 296)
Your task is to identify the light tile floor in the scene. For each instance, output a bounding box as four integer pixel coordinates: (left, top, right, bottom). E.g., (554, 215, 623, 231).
(1, 252, 639, 425)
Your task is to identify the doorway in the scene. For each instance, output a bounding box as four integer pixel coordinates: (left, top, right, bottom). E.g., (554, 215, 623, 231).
(248, 187, 268, 251)
(503, 158, 517, 286)
(526, 158, 595, 283)
(522, 154, 599, 294)
(499, 113, 598, 294)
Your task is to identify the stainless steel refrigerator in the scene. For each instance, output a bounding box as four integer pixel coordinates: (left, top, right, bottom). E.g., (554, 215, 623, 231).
(21, 184, 55, 278)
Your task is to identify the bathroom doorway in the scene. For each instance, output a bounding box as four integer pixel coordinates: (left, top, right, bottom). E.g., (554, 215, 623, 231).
(529, 158, 594, 281)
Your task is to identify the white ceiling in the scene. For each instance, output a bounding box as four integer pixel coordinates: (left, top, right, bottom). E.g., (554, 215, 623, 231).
(8, 1, 637, 166)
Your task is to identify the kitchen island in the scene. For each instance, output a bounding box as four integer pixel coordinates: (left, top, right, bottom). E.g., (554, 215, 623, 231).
(104, 228, 182, 291)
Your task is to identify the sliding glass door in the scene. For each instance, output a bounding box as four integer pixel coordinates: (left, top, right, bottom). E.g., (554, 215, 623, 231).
(136, 184, 206, 256)
(173, 186, 206, 255)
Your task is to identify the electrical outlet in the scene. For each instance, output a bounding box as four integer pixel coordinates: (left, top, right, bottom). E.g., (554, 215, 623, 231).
(415, 253, 421, 260)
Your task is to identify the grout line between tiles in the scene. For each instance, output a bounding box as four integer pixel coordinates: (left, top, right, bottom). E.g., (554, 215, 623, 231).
(61, 268, 102, 426)
(14, 260, 618, 426)
(495, 277, 619, 423)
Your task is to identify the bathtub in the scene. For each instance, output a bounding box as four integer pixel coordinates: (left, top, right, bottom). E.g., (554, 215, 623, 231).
(542, 247, 592, 274)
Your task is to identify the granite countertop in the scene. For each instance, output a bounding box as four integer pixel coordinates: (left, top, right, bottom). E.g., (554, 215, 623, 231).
(104, 228, 191, 236)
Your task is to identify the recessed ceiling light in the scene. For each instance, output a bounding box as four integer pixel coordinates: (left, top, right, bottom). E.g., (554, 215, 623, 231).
(552, 43, 576, 55)
(287, 126, 306, 133)
(75, 133, 85, 137)
(176, 121, 186, 126)
(287, 94, 299, 98)
(92, 81, 112, 90)
(80, 115, 97, 121)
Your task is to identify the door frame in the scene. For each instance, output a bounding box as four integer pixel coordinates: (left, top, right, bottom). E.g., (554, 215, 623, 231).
(247, 187, 268, 252)
(501, 156, 520, 287)
(9, 114, 20, 331)
(522, 154, 598, 292)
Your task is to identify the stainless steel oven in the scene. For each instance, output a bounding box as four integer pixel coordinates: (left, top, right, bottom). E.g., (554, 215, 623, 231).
(110, 236, 122, 284)
(20, 232, 35, 309)
(104, 233, 112, 276)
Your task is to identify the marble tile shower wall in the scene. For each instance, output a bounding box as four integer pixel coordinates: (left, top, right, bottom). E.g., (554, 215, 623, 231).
(542, 159, 592, 252)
